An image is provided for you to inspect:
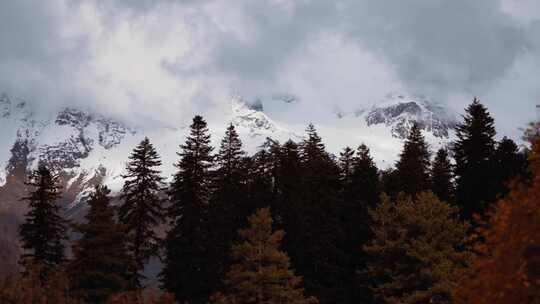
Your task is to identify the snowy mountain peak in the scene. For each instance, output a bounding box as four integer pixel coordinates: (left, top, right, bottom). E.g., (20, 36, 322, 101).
(0, 91, 459, 216)
(55, 107, 135, 150)
(230, 96, 301, 151)
(363, 93, 458, 139)
(232, 98, 278, 134)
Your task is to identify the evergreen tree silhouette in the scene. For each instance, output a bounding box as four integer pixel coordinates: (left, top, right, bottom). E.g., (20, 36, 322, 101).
(431, 148, 455, 203)
(69, 185, 135, 303)
(493, 137, 528, 197)
(245, 140, 277, 212)
(453, 98, 497, 219)
(347, 143, 381, 303)
(208, 123, 250, 295)
(352, 144, 381, 208)
(272, 139, 306, 278)
(381, 168, 401, 199)
(160, 115, 215, 303)
(297, 124, 346, 303)
(19, 164, 67, 281)
(119, 137, 166, 284)
(395, 123, 431, 197)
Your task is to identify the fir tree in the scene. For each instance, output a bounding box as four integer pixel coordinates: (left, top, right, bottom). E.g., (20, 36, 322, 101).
(395, 123, 431, 197)
(431, 148, 455, 203)
(245, 141, 277, 212)
(19, 164, 67, 280)
(351, 143, 381, 208)
(493, 137, 528, 197)
(364, 192, 471, 304)
(453, 98, 497, 220)
(380, 168, 401, 199)
(348, 143, 380, 303)
(69, 185, 135, 303)
(210, 208, 318, 304)
(208, 123, 250, 294)
(211, 124, 247, 217)
(272, 140, 305, 271)
(338, 146, 359, 303)
(297, 124, 346, 303)
(119, 137, 166, 283)
(274, 139, 303, 223)
(160, 115, 215, 303)
(338, 147, 355, 195)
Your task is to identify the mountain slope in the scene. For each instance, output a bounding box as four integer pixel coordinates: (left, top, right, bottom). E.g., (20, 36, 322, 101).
(362, 93, 457, 139)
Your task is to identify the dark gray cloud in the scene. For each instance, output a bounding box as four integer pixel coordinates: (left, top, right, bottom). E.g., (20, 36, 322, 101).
(343, 1, 527, 93)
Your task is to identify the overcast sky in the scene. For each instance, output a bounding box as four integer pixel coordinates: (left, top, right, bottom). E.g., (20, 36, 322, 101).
(1, 0, 539, 138)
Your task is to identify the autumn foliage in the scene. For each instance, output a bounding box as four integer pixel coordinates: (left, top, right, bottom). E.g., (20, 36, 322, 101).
(0, 263, 79, 304)
(453, 136, 540, 303)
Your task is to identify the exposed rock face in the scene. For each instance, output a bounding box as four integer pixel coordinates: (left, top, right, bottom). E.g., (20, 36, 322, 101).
(364, 94, 457, 139)
(0, 96, 134, 214)
(0, 97, 134, 276)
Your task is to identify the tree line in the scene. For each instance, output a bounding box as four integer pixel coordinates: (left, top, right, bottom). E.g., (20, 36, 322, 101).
(2, 98, 538, 303)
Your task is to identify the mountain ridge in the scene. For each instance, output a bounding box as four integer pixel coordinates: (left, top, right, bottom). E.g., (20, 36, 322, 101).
(0, 92, 458, 209)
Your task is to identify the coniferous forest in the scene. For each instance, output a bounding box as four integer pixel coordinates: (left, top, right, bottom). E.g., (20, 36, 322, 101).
(2, 99, 540, 304)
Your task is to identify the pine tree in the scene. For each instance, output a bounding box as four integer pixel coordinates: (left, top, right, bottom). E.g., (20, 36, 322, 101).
(338, 147, 355, 196)
(245, 140, 277, 212)
(395, 123, 431, 197)
(453, 98, 497, 220)
(19, 164, 67, 280)
(210, 208, 318, 304)
(272, 140, 305, 272)
(380, 168, 401, 199)
(297, 124, 346, 303)
(351, 143, 381, 208)
(431, 148, 455, 203)
(274, 139, 303, 224)
(119, 137, 166, 283)
(211, 124, 247, 218)
(69, 185, 135, 303)
(493, 137, 528, 197)
(160, 115, 215, 303)
(364, 192, 471, 304)
(348, 143, 380, 303)
(208, 123, 250, 294)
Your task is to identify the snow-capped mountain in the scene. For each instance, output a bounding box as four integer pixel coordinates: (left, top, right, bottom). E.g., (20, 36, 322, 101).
(0, 93, 300, 212)
(0, 91, 459, 275)
(231, 96, 302, 148)
(0, 92, 458, 213)
(362, 93, 458, 139)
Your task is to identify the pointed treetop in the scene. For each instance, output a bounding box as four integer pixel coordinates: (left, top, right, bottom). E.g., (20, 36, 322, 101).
(339, 147, 355, 182)
(217, 123, 245, 164)
(356, 143, 375, 165)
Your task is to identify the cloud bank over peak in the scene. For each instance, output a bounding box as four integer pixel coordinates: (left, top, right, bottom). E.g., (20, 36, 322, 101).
(0, 0, 538, 137)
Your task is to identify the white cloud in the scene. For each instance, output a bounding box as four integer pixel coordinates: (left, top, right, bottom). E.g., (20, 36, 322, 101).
(0, 0, 538, 139)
